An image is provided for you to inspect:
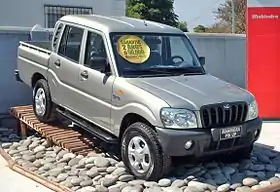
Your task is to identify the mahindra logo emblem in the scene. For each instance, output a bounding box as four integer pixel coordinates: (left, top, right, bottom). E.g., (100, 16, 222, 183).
(223, 104, 230, 109)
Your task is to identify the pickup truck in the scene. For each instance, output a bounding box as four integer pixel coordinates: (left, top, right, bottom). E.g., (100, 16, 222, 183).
(15, 14, 262, 181)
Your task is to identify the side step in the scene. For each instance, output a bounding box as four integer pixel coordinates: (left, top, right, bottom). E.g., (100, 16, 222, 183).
(56, 108, 118, 144)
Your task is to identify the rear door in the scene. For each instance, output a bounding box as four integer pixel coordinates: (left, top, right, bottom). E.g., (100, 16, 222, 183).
(48, 23, 85, 112)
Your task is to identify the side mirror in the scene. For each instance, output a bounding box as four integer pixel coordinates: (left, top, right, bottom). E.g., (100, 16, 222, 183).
(103, 62, 111, 76)
(91, 57, 111, 75)
(100, 59, 111, 76)
(198, 56, 205, 66)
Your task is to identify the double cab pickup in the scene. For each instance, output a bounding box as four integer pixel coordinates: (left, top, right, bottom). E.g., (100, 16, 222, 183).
(16, 14, 262, 180)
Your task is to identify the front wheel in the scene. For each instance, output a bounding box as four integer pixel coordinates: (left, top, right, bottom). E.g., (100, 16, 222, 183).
(228, 144, 253, 162)
(32, 79, 57, 123)
(237, 144, 254, 159)
(121, 122, 171, 181)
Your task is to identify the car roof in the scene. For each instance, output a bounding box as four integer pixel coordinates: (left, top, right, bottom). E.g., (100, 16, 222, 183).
(60, 14, 184, 34)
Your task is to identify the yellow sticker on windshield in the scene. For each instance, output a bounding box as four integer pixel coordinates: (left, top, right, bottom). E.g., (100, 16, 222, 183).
(117, 35, 150, 64)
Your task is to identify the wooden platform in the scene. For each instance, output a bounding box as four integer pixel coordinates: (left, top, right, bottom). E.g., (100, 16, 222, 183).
(9, 105, 95, 156)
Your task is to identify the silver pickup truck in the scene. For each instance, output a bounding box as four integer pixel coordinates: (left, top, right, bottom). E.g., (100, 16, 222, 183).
(15, 14, 262, 180)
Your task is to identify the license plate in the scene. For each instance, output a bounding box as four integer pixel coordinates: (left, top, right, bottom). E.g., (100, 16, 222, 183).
(220, 126, 242, 140)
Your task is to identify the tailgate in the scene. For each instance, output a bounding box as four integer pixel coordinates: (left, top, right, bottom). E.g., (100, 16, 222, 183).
(17, 41, 51, 86)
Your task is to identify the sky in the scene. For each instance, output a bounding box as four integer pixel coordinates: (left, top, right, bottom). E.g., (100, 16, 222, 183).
(173, 0, 226, 31)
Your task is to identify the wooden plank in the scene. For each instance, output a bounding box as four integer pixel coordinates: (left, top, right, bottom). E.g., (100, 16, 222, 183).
(9, 105, 98, 155)
(45, 131, 76, 138)
(20, 121, 27, 139)
(52, 133, 81, 139)
(56, 138, 82, 145)
(25, 118, 38, 125)
(71, 145, 93, 151)
(29, 120, 43, 128)
(63, 142, 86, 148)
(44, 130, 76, 136)
(18, 110, 33, 118)
(10, 106, 33, 114)
(34, 124, 52, 132)
(54, 137, 82, 144)
(50, 132, 81, 139)
(38, 126, 62, 132)
(32, 122, 46, 128)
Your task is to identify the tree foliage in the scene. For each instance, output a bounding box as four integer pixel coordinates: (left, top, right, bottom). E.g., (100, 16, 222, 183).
(177, 21, 188, 32)
(126, 0, 188, 31)
(193, 25, 207, 33)
(213, 0, 246, 33)
(194, 0, 246, 33)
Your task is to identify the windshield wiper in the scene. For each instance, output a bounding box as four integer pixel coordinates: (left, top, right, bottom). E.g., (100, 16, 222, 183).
(124, 68, 172, 73)
(122, 67, 204, 78)
(149, 66, 204, 75)
(123, 68, 173, 77)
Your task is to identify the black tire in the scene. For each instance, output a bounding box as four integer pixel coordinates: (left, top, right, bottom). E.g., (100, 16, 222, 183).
(121, 122, 171, 181)
(32, 79, 57, 123)
(229, 144, 253, 161)
(238, 144, 254, 159)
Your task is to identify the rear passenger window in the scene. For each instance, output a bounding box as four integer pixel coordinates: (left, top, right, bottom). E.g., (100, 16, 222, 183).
(58, 25, 84, 63)
(52, 23, 64, 52)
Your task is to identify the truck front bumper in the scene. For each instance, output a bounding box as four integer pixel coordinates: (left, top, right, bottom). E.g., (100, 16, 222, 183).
(155, 117, 262, 157)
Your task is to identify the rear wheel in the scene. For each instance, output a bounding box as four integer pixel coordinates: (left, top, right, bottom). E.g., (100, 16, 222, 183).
(32, 79, 57, 123)
(121, 122, 171, 181)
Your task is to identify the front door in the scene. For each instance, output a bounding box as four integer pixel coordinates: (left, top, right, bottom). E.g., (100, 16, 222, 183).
(77, 30, 115, 132)
(48, 24, 85, 113)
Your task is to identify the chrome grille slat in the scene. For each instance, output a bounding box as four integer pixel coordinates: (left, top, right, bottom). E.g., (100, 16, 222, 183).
(200, 102, 248, 128)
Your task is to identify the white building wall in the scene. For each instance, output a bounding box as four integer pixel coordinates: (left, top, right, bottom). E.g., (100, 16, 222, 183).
(0, 0, 126, 27)
(187, 33, 246, 88)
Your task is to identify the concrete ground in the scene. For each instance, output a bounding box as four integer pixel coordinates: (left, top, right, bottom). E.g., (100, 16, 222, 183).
(0, 155, 53, 192)
(256, 122, 280, 151)
(0, 122, 279, 192)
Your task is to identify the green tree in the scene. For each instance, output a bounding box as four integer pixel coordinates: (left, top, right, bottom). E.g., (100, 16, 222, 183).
(193, 25, 207, 33)
(205, 23, 231, 33)
(126, 0, 179, 27)
(212, 0, 246, 33)
(177, 21, 188, 32)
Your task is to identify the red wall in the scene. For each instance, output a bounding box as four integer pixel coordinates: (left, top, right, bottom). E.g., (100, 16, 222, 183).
(247, 1, 280, 119)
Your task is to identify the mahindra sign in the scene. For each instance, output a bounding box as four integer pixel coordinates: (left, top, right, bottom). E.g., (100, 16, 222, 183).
(247, 0, 280, 119)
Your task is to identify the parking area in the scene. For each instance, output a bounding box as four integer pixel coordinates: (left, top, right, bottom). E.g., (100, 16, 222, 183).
(0, 154, 53, 192)
(256, 122, 280, 151)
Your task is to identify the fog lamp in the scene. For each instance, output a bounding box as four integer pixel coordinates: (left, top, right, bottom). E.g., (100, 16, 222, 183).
(184, 140, 193, 150)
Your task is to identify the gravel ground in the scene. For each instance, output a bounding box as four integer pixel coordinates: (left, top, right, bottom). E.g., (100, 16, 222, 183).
(1, 127, 280, 192)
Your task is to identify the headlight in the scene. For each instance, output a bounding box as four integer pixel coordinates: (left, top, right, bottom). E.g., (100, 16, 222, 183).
(160, 108, 197, 129)
(247, 100, 258, 121)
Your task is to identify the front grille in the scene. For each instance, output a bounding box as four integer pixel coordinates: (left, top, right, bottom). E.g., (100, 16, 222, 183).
(200, 102, 248, 128)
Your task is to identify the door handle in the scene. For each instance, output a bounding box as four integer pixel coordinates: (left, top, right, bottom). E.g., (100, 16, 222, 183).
(80, 70, 88, 79)
(54, 59, 60, 67)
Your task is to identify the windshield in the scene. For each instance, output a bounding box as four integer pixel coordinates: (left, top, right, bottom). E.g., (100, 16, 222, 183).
(109, 32, 205, 77)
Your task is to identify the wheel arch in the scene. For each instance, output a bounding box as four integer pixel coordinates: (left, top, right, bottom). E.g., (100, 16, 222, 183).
(119, 113, 155, 139)
(31, 72, 46, 88)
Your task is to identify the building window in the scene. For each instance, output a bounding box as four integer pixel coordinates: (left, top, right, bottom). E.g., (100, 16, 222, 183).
(44, 5, 93, 28)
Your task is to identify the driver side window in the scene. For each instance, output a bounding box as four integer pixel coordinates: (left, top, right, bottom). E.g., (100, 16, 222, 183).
(84, 31, 108, 72)
(169, 36, 193, 65)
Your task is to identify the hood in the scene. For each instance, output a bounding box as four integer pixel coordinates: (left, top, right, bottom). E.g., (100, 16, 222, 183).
(127, 74, 254, 110)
